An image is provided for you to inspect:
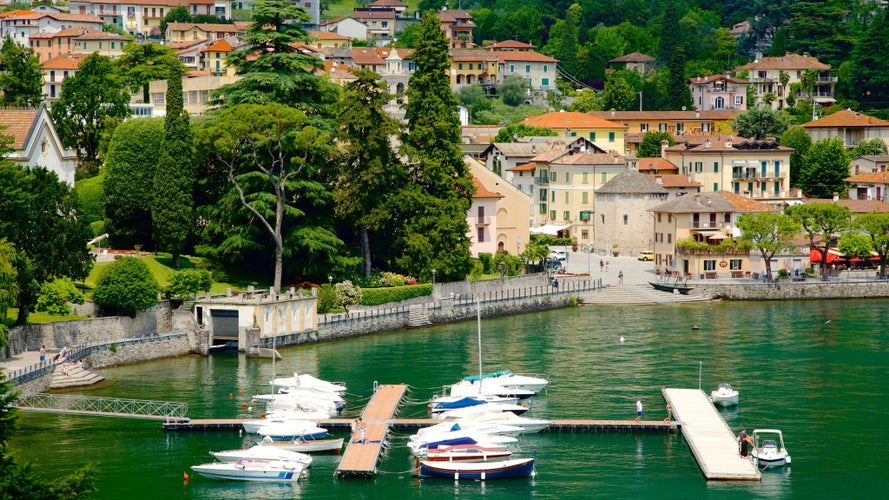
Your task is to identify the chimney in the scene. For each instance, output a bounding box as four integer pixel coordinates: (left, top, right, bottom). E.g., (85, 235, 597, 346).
(704, 140, 711, 149)
(655, 175, 662, 184)
(611, 109, 616, 117)
(695, 111, 700, 119)
(833, 192, 839, 201)
(660, 140, 669, 158)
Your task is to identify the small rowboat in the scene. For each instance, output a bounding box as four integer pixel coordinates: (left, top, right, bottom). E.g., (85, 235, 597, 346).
(262, 436, 344, 454)
(425, 444, 512, 462)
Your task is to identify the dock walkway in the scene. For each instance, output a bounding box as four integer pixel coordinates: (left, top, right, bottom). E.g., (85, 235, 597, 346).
(663, 387, 760, 480)
(335, 384, 408, 478)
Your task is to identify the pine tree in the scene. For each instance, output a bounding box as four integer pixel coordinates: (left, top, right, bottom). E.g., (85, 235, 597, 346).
(399, 13, 475, 282)
(667, 46, 694, 110)
(558, 3, 581, 78)
(153, 69, 195, 268)
(850, 5, 889, 111)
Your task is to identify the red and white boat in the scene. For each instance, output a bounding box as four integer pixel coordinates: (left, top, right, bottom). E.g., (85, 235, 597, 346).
(425, 444, 512, 462)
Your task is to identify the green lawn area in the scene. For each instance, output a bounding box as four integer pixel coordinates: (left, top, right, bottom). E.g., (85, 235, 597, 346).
(5, 308, 88, 325)
(324, 0, 420, 20)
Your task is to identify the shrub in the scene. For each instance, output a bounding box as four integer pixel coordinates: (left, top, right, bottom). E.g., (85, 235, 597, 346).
(165, 269, 212, 299)
(35, 278, 85, 316)
(317, 284, 336, 313)
(478, 253, 493, 274)
(334, 280, 363, 313)
(492, 253, 521, 276)
(92, 257, 159, 317)
(359, 284, 432, 306)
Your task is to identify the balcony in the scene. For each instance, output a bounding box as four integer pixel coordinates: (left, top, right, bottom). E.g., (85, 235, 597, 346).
(475, 216, 492, 226)
(688, 221, 724, 229)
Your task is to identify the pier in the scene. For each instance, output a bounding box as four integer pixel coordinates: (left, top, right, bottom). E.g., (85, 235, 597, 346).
(663, 387, 761, 481)
(336, 384, 408, 478)
(15, 393, 189, 422)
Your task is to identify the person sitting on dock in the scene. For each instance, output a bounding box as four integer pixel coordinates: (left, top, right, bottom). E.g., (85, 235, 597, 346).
(664, 402, 672, 423)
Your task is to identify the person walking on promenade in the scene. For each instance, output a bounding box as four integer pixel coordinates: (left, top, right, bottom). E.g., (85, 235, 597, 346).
(39, 345, 46, 363)
(635, 398, 643, 422)
(359, 418, 367, 443)
(605, 260, 610, 272)
(618, 270, 624, 284)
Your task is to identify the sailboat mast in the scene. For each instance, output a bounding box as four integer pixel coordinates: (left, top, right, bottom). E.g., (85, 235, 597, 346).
(477, 299, 483, 395)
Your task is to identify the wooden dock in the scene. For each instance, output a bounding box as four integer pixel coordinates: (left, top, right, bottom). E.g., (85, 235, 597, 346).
(663, 388, 761, 481)
(335, 384, 408, 478)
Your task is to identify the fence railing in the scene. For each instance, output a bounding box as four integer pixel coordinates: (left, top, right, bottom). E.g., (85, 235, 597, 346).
(14, 393, 188, 421)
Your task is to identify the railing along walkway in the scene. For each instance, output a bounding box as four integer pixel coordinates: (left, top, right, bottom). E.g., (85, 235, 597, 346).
(14, 393, 189, 422)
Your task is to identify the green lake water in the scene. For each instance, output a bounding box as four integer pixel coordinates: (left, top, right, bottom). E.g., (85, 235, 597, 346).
(10, 299, 889, 499)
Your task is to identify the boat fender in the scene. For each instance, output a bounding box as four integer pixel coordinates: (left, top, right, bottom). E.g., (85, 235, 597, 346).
(785, 455, 791, 464)
(229, 393, 233, 399)
(414, 457, 419, 476)
(182, 472, 189, 484)
(245, 437, 251, 443)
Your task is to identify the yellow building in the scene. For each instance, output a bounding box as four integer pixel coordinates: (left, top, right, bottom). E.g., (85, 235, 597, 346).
(450, 49, 499, 86)
(522, 111, 627, 154)
(201, 39, 235, 76)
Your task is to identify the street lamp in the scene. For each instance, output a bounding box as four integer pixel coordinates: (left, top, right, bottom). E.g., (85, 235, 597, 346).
(328, 275, 333, 287)
(432, 269, 436, 285)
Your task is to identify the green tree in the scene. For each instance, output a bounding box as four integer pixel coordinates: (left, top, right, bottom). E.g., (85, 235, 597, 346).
(103, 118, 165, 250)
(215, 0, 338, 117)
(115, 42, 182, 103)
(666, 46, 694, 110)
(0, 239, 16, 343)
(492, 123, 557, 143)
(798, 138, 850, 199)
(785, 0, 854, 69)
(50, 53, 131, 174)
(458, 84, 492, 118)
(568, 89, 603, 112)
(334, 69, 403, 278)
(0, 165, 93, 325)
(779, 126, 812, 187)
(732, 106, 788, 140)
(737, 212, 800, 283)
(558, 3, 581, 78)
(165, 269, 212, 299)
(787, 203, 851, 279)
(159, 5, 191, 34)
(92, 257, 159, 317)
(399, 13, 475, 282)
(657, 0, 682, 66)
(153, 69, 195, 268)
(0, 36, 42, 106)
(601, 71, 637, 111)
(852, 212, 889, 278)
(35, 277, 85, 316)
(637, 131, 675, 157)
(850, 5, 889, 111)
(852, 138, 888, 157)
(500, 74, 527, 107)
(199, 103, 333, 292)
(334, 279, 362, 315)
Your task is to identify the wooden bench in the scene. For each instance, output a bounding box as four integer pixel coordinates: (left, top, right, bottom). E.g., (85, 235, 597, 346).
(730, 271, 743, 278)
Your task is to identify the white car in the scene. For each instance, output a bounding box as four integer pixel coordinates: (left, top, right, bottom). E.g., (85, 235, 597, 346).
(548, 250, 567, 261)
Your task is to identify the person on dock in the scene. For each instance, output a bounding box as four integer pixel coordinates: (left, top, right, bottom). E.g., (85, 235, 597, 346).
(39, 345, 46, 363)
(635, 398, 643, 422)
(664, 402, 672, 423)
(738, 428, 753, 457)
(359, 418, 367, 443)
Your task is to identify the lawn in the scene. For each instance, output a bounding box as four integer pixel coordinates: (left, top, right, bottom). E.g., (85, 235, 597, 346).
(324, 0, 420, 20)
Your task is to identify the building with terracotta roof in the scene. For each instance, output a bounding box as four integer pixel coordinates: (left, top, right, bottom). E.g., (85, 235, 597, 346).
(587, 110, 740, 149)
(607, 52, 655, 75)
(844, 171, 889, 203)
(494, 49, 558, 94)
(352, 8, 396, 40)
(450, 49, 499, 86)
(319, 16, 368, 40)
(147, 72, 239, 115)
(649, 173, 701, 198)
(850, 155, 889, 176)
(437, 9, 474, 48)
(307, 30, 351, 50)
(200, 38, 235, 75)
(28, 25, 128, 62)
(0, 104, 77, 187)
(368, 0, 407, 15)
(522, 111, 627, 154)
(40, 53, 88, 101)
(688, 73, 750, 112)
(736, 52, 835, 110)
(0, 11, 103, 48)
(165, 22, 243, 43)
(485, 40, 536, 51)
(468, 157, 531, 258)
(662, 136, 792, 199)
(801, 109, 889, 150)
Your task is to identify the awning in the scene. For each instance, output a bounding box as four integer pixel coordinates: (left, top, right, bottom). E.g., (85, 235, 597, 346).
(530, 224, 571, 236)
(692, 229, 720, 235)
(809, 248, 843, 263)
(707, 233, 729, 240)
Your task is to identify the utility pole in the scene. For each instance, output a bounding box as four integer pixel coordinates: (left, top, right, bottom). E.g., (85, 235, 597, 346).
(638, 91, 643, 111)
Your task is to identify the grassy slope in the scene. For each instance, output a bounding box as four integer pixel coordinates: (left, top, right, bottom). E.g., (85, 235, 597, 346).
(324, 0, 420, 19)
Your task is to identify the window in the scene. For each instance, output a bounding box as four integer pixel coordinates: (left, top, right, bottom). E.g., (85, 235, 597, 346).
(589, 132, 596, 141)
(704, 260, 716, 271)
(623, 215, 628, 225)
(581, 230, 589, 239)
(775, 182, 780, 196)
(565, 172, 569, 183)
(668, 214, 672, 223)
(677, 123, 684, 133)
(774, 161, 780, 177)
(713, 162, 719, 173)
(601, 172, 607, 184)
(735, 96, 743, 106)
(551, 191, 555, 202)
(542, 78, 549, 86)
(563, 211, 570, 220)
(761, 161, 767, 177)
(477, 227, 485, 242)
(694, 161, 703, 173)
(640, 123, 648, 132)
(468, 63, 473, 70)
(608, 132, 615, 142)
(582, 172, 589, 184)
(657, 213, 662, 223)
(667, 234, 672, 243)
(543, 65, 548, 73)
(550, 210, 556, 220)
(509, 64, 515, 72)
(601, 214, 605, 224)
(458, 63, 463, 70)
(539, 204, 547, 213)
(550, 171, 556, 182)
(730, 259, 742, 270)
(539, 190, 547, 202)
(525, 64, 530, 73)
(724, 213, 731, 223)
(582, 192, 588, 204)
(713, 183, 718, 191)
(659, 123, 667, 132)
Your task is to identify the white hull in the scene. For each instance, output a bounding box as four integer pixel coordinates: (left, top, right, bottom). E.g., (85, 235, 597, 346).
(751, 429, 791, 470)
(265, 437, 344, 454)
(191, 459, 306, 482)
(710, 384, 739, 407)
(270, 373, 346, 394)
(210, 442, 312, 467)
(460, 413, 551, 434)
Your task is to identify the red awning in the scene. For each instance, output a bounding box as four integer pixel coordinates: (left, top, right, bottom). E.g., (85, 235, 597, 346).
(809, 248, 842, 263)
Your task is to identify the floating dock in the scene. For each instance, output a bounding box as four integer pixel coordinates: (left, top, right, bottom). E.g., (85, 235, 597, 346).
(335, 384, 408, 478)
(663, 387, 761, 481)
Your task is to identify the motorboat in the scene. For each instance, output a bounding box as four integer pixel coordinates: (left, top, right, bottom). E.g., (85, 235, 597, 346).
(270, 373, 347, 394)
(249, 421, 328, 441)
(241, 411, 328, 434)
(710, 383, 740, 407)
(461, 370, 549, 393)
(460, 412, 551, 434)
(430, 395, 518, 413)
(649, 281, 693, 294)
(415, 456, 536, 480)
(433, 401, 529, 420)
(413, 421, 525, 440)
(191, 459, 306, 482)
(425, 444, 513, 462)
(447, 379, 536, 400)
(750, 429, 791, 469)
(210, 437, 313, 467)
(409, 430, 517, 456)
(262, 436, 344, 454)
(261, 390, 345, 416)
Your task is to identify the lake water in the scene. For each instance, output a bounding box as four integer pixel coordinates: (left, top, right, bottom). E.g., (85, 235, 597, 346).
(10, 299, 889, 498)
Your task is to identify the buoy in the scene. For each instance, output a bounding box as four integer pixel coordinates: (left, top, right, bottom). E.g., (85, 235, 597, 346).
(239, 388, 244, 395)
(229, 392, 233, 399)
(245, 437, 251, 443)
(183, 471, 189, 483)
(620, 336, 625, 343)
(692, 325, 700, 330)
(247, 406, 252, 412)
(261, 413, 266, 419)
(241, 402, 247, 409)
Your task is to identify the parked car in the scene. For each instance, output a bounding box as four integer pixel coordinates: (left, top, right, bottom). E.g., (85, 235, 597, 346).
(637, 251, 654, 261)
(545, 260, 565, 273)
(548, 250, 568, 261)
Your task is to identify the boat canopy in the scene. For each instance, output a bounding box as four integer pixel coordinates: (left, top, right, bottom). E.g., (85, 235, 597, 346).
(462, 370, 513, 382)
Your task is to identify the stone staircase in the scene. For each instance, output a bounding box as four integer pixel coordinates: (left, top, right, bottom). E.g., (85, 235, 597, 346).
(581, 284, 714, 305)
(407, 304, 432, 327)
(50, 363, 105, 389)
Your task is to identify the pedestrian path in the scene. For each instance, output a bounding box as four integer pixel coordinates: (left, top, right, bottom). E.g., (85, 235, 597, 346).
(581, 284, 714, 305)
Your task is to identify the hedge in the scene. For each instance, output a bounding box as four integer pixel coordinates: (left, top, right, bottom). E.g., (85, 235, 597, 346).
(360, 284, 432, 306)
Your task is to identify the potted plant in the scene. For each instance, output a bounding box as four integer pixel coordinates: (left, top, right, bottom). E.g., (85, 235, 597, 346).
(612, 243, 619, 257)
(571, 237, 579, 252)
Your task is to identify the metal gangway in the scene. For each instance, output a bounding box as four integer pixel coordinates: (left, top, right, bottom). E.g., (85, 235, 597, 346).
(14, 393, 189, 422)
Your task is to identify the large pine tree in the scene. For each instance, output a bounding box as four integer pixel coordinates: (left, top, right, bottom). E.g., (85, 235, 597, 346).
(399, 13, 475, 282)
(153, 69, 195, 268)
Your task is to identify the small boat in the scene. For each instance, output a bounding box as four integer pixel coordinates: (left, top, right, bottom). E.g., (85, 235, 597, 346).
(430, 395, 518, 414)
(270, 372, 347, 394)
(250, 421, 327, 441)
(425, 444, 513, 462)
(191, 459, 306, 482)
(263, 436, 344, 454)
(448, 379, 536, 400)
(416, 456, 536, 480)
(242, 412, 328, 434)
(710, 383, 740, 406)
(433, 401, 529, 420)
(649, 281, 693, 295)
(210, 437, 313, 467)
(750, 429, 791, 469)
(460, 412, 552, 434)
(461, 370, 549, 393)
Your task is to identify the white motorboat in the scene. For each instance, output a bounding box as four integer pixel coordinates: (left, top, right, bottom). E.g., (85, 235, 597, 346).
(263, 436, 344, 454)
(461, 370, 549, 393)
(448, 379, 536, 400)
(270, 373, 346, 394)
(460, 412, 551, 434)
(249, 421, 328, 441)
(750, 429, 791, 469)
(210, 437, 313, 467)
(191, 459, 306, 482)
(413, 420, 525, 440)
(409, 429, 517, 456)
(433, 401, 529, 420)
(262, 390, 344, 416)
(710, 383, 740, 406)
(242, 412, 327, 434)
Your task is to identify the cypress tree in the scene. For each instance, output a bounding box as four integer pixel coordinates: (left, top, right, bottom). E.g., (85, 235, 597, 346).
(153, 69, 195, 268)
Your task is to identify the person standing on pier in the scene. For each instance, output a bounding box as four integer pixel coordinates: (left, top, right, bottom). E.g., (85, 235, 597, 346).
(738, 428, 753, 457)
(635, 398, 643, 421)
(359, 418, 367, 443)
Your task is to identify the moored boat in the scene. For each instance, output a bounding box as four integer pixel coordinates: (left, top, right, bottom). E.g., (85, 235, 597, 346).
(461, 370, 549, 393)
(710, 383, 740, 407)
(191, 459, 306, 482)
(250, 421, 327, 441)
(416, 456, 536, 480)
(210, 437, 313, 467)
(425, 444, 512, 462)
(649, 281, 693, 294)
(750, 429, 791, 469)
(262, 436, 344, 454)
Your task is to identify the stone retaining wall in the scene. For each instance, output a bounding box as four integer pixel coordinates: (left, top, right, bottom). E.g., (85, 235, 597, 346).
(695, 281, 889, 300)
(84, 334, 192, 369)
